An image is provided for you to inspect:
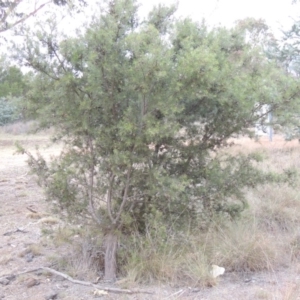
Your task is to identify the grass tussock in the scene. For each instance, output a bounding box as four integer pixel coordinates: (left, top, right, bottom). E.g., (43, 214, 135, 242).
(51, 225, 83, 246)
(26, 212, 43, 219)
(39, 216, 60, 225)
(249, 185, 300, 233)
(28, 243, 43, 256)
(18, 244, 43, 257)
(120, 230, 215, 288)
(55, 236, 104, 281)
(48, 226, 104, 281)
(120, 219, 280, 287)
(210, 221, 278, 272)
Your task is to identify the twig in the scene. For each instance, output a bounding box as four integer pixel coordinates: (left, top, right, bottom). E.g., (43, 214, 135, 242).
(164, 289, 185, 299)
(0, 267, 153, 295)
(107, 173, 115, 223)
(3, 228, 28, 236)
(115, 167, 132, 225)
(1, 1, 52, 32)
(87, 137, 101, 226)
(26, 206, 38, 213)
(17, 172, 29, 178)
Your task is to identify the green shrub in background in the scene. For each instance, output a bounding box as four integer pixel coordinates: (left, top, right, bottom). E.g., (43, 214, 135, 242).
(0, 98, 19, 126)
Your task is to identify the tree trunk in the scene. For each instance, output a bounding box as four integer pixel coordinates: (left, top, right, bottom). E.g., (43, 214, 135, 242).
(104, 231, 118, 281)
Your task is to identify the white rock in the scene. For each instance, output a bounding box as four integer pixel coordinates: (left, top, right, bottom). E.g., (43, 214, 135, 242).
(211, 265, 225, 278)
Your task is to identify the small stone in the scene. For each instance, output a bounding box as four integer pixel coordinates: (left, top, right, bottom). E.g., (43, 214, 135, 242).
(53, 275, 65, 282)
(35, 270, 43, 276)
(25, 252, 34, 262)
(45, 291, 58, 300)
(5, 275, 15, 281)
(25, 278, 40, 288)
(0, 278, 10, 285)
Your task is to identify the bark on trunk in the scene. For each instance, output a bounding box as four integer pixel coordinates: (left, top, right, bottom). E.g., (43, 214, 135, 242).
(104, 232, 118, 281)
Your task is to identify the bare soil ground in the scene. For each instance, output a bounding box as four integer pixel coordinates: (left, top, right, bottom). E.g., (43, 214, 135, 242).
(1, 133, 300, 299)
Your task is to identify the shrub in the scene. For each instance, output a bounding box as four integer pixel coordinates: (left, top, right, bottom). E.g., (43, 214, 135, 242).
(0, 97, 19, 126)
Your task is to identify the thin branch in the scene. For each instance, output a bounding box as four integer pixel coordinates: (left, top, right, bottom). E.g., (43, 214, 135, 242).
(25, 60, 60, 80)
(107, 173, 115, 224)
(87, 137, 101, 225)
(0, 267, 154, 295)
(115, 166, 132, 225)
(49, 39, 69, 73)
(0, 1, 52, 33)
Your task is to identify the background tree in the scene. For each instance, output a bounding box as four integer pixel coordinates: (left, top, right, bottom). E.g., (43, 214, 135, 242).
(264, 5, 300, 138)
(15, 0, 299, 281)
(0, 55, 27, 97)
(0, 55, 28, 124)
(235, 17, 275, 48)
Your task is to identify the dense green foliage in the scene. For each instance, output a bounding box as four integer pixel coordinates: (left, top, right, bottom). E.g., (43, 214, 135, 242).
(15, 0, 299, 279)
(0, 98, 18, 125)
(0, 64, 26, 98)
(0, 57, 26, 125)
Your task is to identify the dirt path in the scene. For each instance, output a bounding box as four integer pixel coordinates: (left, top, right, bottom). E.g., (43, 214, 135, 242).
(0, 135, 300, 299)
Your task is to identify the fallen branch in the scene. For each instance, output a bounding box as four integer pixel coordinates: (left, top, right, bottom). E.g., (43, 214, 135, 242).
(3, 228, 28, 236)
(0, 267, 153, 295)
(26, 206, 38, 213)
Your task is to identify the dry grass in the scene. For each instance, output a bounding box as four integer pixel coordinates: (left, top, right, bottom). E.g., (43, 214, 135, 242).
(254, 288, 272, 299)
(44, 225, 104, 281)
(0, 253, 13, 265)
(0, 125, 62, 165)
(121, 232, 215, 288)
(26, 212, 43, 219)
(281, 282, 300, 300)
(28, 243, 43, 256)
(0, 121, 36, 135)
(121, 219, 281, 287)
(227, 136, 300, 155)
(18, 244, 43, 257)
(210, 220, 280, 272)
(290, 234, 300, 261)
(0, 121, 55, 136)
(51, 225, 84, 246)
(53, 235, 104, 281)
(120, 135, 300, 286)
(39, 216, 60, 225)
(250, 185, 300, 233)
(0, 123, 47, 142)
(16, 192, 27, 197)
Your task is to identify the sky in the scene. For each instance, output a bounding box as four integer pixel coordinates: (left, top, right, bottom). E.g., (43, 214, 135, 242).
(1, 0, 300, 56)
(46, 0, 300, 38)
(138, 0, 299, 36)
(12, 1, 300, 33)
